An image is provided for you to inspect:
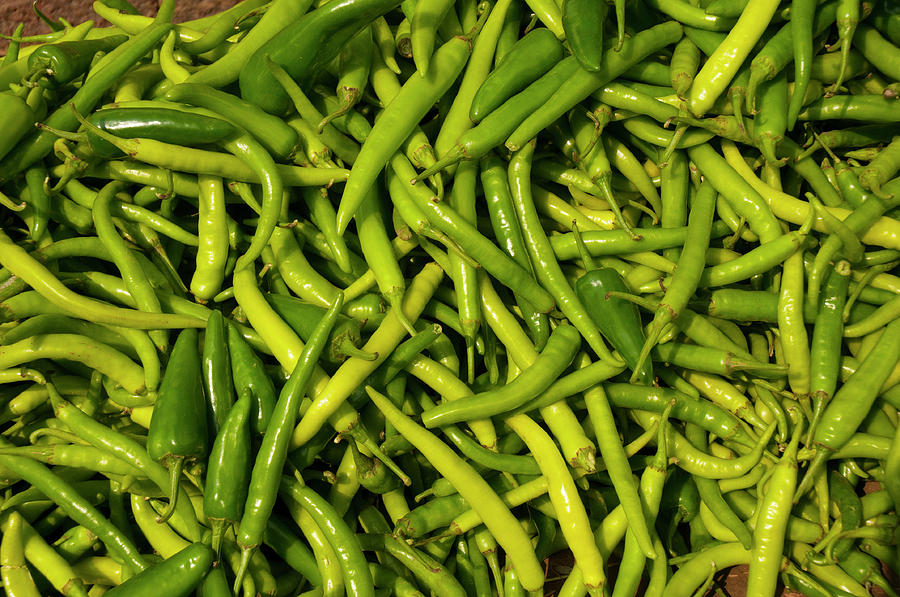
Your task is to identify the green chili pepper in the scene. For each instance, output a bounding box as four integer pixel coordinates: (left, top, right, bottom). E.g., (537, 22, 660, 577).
(241, 0, 402, 115)
(226, 321, 277, 434)
(563, 0, 606, 71)
(27, 36, 129, 85)
(163, 82, 299, 159)
(77, 107, 238, 159)
(421, 324, 581, 426)
(0, 93, 37, 163)
(232, 293, 345, 590)
(266, 292, 376, 366)
(147, 328, 208, 524)
(103, 542, 214, 597)
(569, 223, 653, 383)
(0, 510, 42, 597)
(204, 390, 252, 555)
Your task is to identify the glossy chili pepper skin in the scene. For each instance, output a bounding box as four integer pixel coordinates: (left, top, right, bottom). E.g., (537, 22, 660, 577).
(563, 0, 607, 71)
(419, 324, 583, 426)
(28, 36, 129, 85)
(202, 310, 235, 434)
(577, 268, 653, 383)
(828, 470, 863, 560)
(204, 390, 252, 555)
(265, 292, 370, 366)
(103, 542, 215, 597)
(146, 328, 208, 522)
(470, 28, 563, 123)
(0, 93, 37, 163)
(163, 82, 299, 159)
(226, 321, 276, 434)
(78, 107, 238, 159)
(2, 12, 174, 180)
(240, 0, 402, 114)
(234, 291, 345, 592)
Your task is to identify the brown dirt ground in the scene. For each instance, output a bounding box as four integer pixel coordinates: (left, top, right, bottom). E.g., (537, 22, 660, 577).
(0, 0, 229, 51)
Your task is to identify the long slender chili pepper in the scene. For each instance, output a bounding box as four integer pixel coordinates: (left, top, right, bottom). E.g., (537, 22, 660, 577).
(233, 293, 344, 589)
(0, 435, 148, 574)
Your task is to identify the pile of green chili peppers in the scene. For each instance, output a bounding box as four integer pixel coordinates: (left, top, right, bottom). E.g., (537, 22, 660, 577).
(0, 0, 899, 595)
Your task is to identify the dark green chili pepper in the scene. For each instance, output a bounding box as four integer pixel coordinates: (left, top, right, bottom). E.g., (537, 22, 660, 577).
(571, 226, 653, 383)
(1, 10, 174, 179)
(266, 292, 376, 367)
(470, 28, 563, 123)
(164, 82, 299, 159)
(147, 328, 208, 524)
(241, 0, 402, 114)
(0, 92, 37, 163)
(828, 471, 862, 561)
(78, 107, 238, 159)
(23, 162, 50, 242)
(233, 294, 345, 591)
(808, 263, 851, 445)
(226, 322, 276, 434)
(419, 324, 582, 427)
(204, 390, 252, 556)
(28, 36, 129, 85)
(563, 0, 607, 71)
(202, 310, 235, 435)
(799, 317, 900, 498)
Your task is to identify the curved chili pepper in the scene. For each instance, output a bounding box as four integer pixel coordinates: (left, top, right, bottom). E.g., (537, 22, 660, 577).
(421, 324, 581, 426)
(163, 82, 299, 159)
(470, 28, 563, 123)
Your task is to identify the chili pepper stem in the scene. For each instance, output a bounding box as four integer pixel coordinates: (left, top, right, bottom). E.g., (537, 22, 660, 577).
(338, 339, 378, 361)
(593, 177, 641, 240)
(346, 429, 413, 487)
(36, 123, 86, 144)
(631, 320, 666, 384)
(795, 449, 829, 503)
(209, 518, 228, 558)
(465, 342, 476, 385)
(386, 295, 417, 337)
(759, 137, 788, 166)
(233, 548, 252, 595)
(155, 456, 185, 524)
(614, 0, 625, 50)
(411, 147, 465, 183)
(318, 104, 353, 134)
